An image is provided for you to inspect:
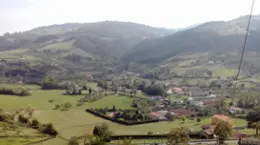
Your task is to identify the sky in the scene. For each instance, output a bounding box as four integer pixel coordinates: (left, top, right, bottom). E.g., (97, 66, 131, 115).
(1, 0, 260, 34)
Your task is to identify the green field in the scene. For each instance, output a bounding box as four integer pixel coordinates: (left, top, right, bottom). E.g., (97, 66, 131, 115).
(0, 137, 46, 145)
(39, 40, 75, 51)
(0, 84, 250, 145)
(212, 68, 237, 77)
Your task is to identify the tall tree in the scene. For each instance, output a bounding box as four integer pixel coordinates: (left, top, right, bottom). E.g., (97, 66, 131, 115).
(214, 121, 234, 144)
(93, 123, 112, 142)
(89, 88, 92, 95)
(255, 121, 260, 136)
(167, 127, 189, 145)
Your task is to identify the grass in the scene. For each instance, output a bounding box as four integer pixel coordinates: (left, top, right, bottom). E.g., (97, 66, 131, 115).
(0, 89, 83, 110)
(0, 84, 252, 144)
(84, 95, 133, 109)
(87, 82, 98, 88)
(212, 68, 237, 77)
(0, 137, 46, 145)
(232, 118, 247, 126)
(39, 40, 75, 51)
(239, 128, 255, 135)
(55, 116, 212, 139)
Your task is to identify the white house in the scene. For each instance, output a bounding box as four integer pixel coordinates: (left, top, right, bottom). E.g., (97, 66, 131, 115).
(229, 106, 242, 114)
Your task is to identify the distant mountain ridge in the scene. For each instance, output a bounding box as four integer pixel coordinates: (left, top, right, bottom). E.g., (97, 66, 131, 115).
(0, 21, 174, 56)
(122, 15, 260, 64)
(0, 21, 174, 81)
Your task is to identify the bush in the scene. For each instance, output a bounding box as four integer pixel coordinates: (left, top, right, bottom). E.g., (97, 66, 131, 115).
(0, 86, 31, 96)
(147, 131, 153, 135)
(19, 88, 31, 96)
(76, 102, 84, 106)
(53, 104, 61, 110)
(31, 119, 40, 129)
(40, 123, 58, 136)
(196, 118, 201, 123)
(49, 100, 55, 103)
(144, 84, 165, 96)
(63, 102, 72, 109)
(18, 115, 28, 124)
(165, 112, 174, 121)
(41, 76, 67, 90)
(60, 108, 69, 111)
(0, 113, 12, 122)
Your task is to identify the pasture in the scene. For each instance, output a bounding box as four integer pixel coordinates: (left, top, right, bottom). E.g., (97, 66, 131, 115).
(0, 84, 250, 145)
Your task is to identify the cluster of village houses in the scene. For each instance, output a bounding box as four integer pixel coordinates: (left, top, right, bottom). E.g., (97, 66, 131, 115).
(150, 85, 243, 121)
(150, 85, 245, 138)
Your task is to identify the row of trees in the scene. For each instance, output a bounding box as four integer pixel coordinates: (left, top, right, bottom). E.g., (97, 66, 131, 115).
(41, 76, 67, 90)
(0, 110, 58, 136)
(0, 86, 31, 96)
(69, 121, 234, 145)
(237, 92, 260, 109)
(94, 106, 153, 121)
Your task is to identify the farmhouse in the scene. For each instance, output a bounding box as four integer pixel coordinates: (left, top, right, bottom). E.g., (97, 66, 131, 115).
(229, 106, 243, 114)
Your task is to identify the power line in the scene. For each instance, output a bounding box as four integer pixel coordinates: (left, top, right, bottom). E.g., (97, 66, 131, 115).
(233, 0, 255, 92)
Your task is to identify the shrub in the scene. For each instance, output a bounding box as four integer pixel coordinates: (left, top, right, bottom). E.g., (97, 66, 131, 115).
(144, 84, 165, 96)
(60, 108, 69, 111)
(180, 115, 186, 122)
(40, 123, 58, 136)
(147, 131, 153, 135)
(41, 76, 67, 90)
(53, 104, 61, 110)
(196, 118, 201, 123)
(31, 119, 40, 129)
(63, 102, 72, 109)
(49, 100, 55, 103)
(76, 102, 84, 106)
(0, 113, 12, 122)
(18, 115, 28, 124)
(165, 112, 174, 121)
(0, 86, 31, 96)
(19, 88, 31, 96)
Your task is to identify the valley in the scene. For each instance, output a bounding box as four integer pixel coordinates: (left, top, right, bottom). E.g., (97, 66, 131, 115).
(1, 15, 260, 145)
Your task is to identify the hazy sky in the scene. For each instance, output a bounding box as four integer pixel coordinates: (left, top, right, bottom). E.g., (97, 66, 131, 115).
(1, 0, 260, 34)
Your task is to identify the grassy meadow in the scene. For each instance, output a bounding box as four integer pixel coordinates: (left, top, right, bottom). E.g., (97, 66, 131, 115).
(0, 83, 250, 145)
